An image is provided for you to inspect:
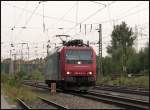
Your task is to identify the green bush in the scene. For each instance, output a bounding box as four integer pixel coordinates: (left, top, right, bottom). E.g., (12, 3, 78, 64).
(96, 75, 112, 85)
(1, 73, 9, 83)
(1, 74, 38, 104)
(131, 76, 149, 88)
(28, 69, 44, 81)
(96, 75, 149, 89)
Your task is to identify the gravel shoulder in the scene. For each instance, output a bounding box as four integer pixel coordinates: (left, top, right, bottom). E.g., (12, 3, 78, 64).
(1, 92, 16, 109)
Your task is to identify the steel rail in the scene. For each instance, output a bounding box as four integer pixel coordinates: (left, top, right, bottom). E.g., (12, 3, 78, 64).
(65, 91, 149, 109)
(88, 91, 149, 109)
(22, 81, 63, 92)
(94, 85, 149, 96)
(96, 85, 149, 91)
(38, 96, 68, 109)
(17, 98, 32, 109)
(22, 82, 50, 89)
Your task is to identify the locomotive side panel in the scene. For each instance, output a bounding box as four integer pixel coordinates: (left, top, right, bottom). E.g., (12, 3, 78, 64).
(45, 52, 60, 81)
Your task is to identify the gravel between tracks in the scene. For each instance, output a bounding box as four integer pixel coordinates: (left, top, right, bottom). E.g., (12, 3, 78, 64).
(40, 92, 122, 109)
(23, 85, 122, 109)
(29, 99, 58, 109)
(5, 84, 143, 109)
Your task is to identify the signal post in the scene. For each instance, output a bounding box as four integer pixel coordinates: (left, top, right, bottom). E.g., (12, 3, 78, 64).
(51, 82, 56, 95)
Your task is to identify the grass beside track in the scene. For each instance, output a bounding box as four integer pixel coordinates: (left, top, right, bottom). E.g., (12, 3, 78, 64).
(1, 73, 65, 109)
(96, 75, 149, 89)
(1, 74, 38, 105)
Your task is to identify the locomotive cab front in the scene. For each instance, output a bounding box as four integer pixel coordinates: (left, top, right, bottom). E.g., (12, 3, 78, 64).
(61, 46, 96, 90)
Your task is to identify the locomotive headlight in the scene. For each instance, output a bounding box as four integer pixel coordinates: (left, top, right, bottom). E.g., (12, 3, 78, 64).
(88, 72, 92, 75)
(66, 72, 70, 75)
(77, 61, 81, 64)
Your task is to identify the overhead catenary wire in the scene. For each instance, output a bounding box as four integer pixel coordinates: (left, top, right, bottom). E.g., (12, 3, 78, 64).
(80, 2, 148, 25)
(24, 2, 41, 26)
(2, 2, 148, 29)
(50, 2, 77, 29)
(2, 2, 76, 24)
(43, 2, 45, 32)
(91, 6, 149, 25)
(2, 1, 147, 34)
(15, 2, 41, 40)
(106, 1, 113, 27)
(114, 6, 149, 22)
(63, 1, 116, 35)
(90, 1, 106, 7)
(12, 2, 29, 29)
(75, 1, 79, 35)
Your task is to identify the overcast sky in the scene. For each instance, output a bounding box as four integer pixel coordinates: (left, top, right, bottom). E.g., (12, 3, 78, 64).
(1, 1, 149, 60)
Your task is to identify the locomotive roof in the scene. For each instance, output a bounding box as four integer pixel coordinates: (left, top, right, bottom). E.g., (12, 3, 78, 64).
(63, 46, 93, 50)
(48, 46, 93, 56)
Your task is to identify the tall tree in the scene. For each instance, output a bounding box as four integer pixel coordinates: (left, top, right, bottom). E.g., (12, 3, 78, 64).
(107, 22, 136, 75)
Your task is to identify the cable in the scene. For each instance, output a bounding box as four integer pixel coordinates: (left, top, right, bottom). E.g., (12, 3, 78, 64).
(63, 1, 115, 35)
(2, 2, 76, 24)
(115, 6, 149, 22)
(75, 1, 79, 34)
(16, 2, 41, 39)
(43, 2, 45, 32)
(13, 2, 29, 28)
(89, 6, 148, 25)
(86, 2, 148, 25)
(82, 1, 114, 23)
(116, 2, 145, 19)
(50, 2, 77, 28)
(13, 2, 29, 43)
(106, 1, 113, 27)
(90, 1, 106, 7)
(25, 3, 40, 26)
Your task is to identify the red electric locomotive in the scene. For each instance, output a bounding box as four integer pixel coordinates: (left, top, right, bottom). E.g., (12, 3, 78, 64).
(44, 39, 96, 91)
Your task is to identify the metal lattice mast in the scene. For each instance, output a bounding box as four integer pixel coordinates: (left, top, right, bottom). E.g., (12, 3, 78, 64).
(98, 24, 103, 77)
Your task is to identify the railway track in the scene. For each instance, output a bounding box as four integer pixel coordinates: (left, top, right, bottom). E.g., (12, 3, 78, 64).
(17, 98, 31, 109)
(94, 85, 149, 96)
(22, 80, 49, 90)
(38, 96, 68, 109)
(66, 91, 149, 109)
(23, 80, 149, 96)
(17, 97, 68, 109)
(22, 80, 149, 109)
(87, 91, 149, 109)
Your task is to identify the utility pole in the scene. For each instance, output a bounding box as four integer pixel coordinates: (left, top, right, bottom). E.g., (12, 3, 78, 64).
(134, 25, 139, 52)
(26, 43, 30, 74)
(9, 44, 14, 75)
(19, 42, 28, 72)
(47, 40, 51, 56)
(20, 43, 23, 60)
(27, 43, 29, 61)
(20, 43, 28, 60)
(12, 53, 16, 75)
(9, 49, 12, 74)
(98, 24, 103, 78)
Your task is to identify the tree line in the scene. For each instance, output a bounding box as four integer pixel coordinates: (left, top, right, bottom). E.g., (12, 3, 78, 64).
(97, 22, 149, 76)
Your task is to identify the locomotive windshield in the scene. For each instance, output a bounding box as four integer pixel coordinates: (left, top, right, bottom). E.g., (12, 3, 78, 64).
(66, 50, 92, 64)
